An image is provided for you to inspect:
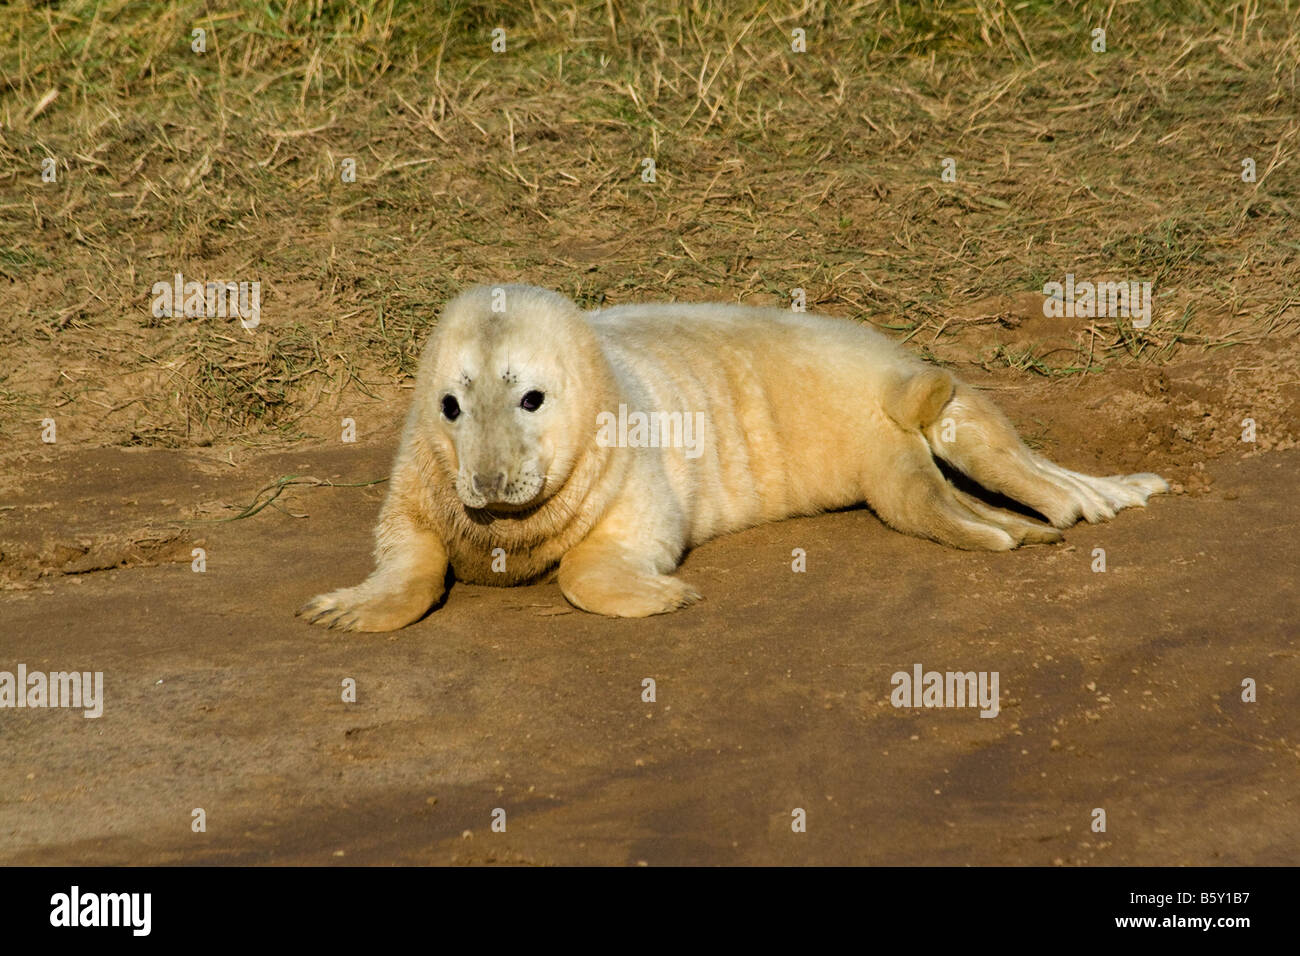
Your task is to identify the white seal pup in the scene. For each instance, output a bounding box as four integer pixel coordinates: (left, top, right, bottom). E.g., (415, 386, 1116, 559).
(300, 284, 1166, 630)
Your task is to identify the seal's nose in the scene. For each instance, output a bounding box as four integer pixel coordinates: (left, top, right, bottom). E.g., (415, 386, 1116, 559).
(471, 471, 506, 500)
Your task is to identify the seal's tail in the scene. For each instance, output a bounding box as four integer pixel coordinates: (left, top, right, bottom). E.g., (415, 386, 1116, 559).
(881, 366, 955, 431)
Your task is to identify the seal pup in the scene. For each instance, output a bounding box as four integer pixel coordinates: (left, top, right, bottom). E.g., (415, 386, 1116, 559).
(300, 284, 1166, 630)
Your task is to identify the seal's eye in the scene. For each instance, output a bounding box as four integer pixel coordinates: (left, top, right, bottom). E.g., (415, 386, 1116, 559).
(520, 390, 544, 412)
(441, 395, 460, 421)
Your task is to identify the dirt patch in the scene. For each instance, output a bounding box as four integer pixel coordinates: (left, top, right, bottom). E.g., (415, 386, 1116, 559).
(0, 441, 1295, 865)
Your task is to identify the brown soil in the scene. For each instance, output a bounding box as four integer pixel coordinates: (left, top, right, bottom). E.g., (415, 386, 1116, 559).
(2, 376, 1296, 865)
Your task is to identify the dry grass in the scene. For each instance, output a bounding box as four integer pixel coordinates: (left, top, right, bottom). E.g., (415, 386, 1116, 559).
(1, 0, 1297, 445)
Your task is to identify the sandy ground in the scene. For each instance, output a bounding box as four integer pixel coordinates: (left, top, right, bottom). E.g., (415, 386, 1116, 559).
(1, 376, 1296, 866)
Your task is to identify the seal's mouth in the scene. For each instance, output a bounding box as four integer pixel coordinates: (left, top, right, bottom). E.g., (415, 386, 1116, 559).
(455, 474, 547, 513)
(460, 498, 548, 527)
(467, 498, 536, 515)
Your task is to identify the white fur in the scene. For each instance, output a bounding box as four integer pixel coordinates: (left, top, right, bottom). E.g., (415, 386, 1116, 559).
(300, 285, 1167, 629)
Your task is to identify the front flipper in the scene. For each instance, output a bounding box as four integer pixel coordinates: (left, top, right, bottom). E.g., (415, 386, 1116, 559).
(299, 524, 448, 633)
(558, 536, 700, 617)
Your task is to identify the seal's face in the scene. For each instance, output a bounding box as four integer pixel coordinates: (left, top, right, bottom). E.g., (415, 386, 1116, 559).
(439, 367, 554, 510)
(425, 285, 599, 513)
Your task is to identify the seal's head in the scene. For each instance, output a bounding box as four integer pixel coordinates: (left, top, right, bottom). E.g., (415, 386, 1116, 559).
(419, 284, 611, 512)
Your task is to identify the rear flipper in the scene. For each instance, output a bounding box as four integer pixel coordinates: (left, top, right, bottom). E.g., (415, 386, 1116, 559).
(864, 432, 1060, 551)
(920, 380, 1168, 528)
